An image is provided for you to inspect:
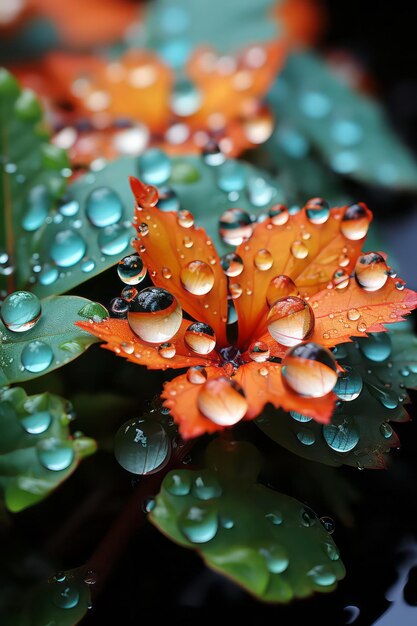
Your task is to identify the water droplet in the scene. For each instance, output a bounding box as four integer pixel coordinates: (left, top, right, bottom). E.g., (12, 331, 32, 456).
(51, 582, 80, 609)
(307, 564, 337, 586)
(334, 366, 363, 401)
(156, 186, 180, 212)
(117, 254, 147, 285)
(305, 197, 330, 224)
(220, 253, 244, 277)
(50, 230, 86, 267)
(37, 439, 74, 470)
(282, 343, 338, 397)
(247, 177, 273, 207)
(259, 544, 289, 574)
(184, 322, 216, 354)
(320, 516, 335, 534)
(323, 416, 359, 452)
(266, 275, 298, 306)
(139, 149, 172, 185)
(221, 517, 234, 529)
(265, 511, 283, 525)
(1, 291, 41, 332)
(133, 182, 158, 208)
(355, 252, 389, 291)
(158, 342, 176, 359)
(98, 224, 131, 256)
(114, 417, 171, 474)
(179, 504, 218, 543)
(347, 308, 361, 322)
(290, 411, 312, 422)
(171, 78, 202, 116)
(142, 496, 156, 513)
(180, 260, 214, 295)
(128, 287, 182, 343)
(268, 204, 289, 225)
(380, 422, 393, 438)
(219, 208, 252, 246)
(58, 195, 79, 217)
(22, 185, 50, 231)
(109, 297, 129, 318)
(20, 410, 52, 434)
(229, 282, 243, 299)
(341, 202, 372, 240)
(202, 140, 226, 166)
(379, 391, 398, 410)
(39, 265, 59, 285)
(358, 333, 392, 362)
(162, 267, 172, 279)
(177, 209, 194, 228)
(192, 472, 222, 500)
(248, 341, 270, 362)
(164, 471, 192, 496)
(81, 258, 95, 273)
(254, 249, 273, 271)
(21, 340, 53, 373)
(216, 160, 246, 192)
(299, 91, 332, 118)
(197, 377, 247, 425)
(187, 365, 208, 384)
(296, 430, 316, 445)
(267, 296, 314, 346)
(86, 187, 123, 228)
(301, 506, 317, 527)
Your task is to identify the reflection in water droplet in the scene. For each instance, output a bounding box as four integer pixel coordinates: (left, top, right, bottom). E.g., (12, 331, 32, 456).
(139, 149, 172, 185)
(296, 430, 316, 446)
(187, 366, 208, 384)
(192, 472, 222, 500)
(177, 209, 194, 228)
(51, 583, 80, 609)
(179, 504, 218, 543)
(355, 252, 389, 291)
(305, 197, 330, 224)
(50, 230, 86, 267)
(86, 187, 123, 227)
(156, 186, 180, 213)
(39, 265, 59, 286)
(184, 322, 216, 355)
(358, 333, 392, 362)
(21, 340, 53, 373)
(301, 506, 317, 527)
(128, 287, 182, 343)
(341, 202, 371, 240)
(197, 377, 247, 425)
(219, 208, 252, 246)
(308, 564, 337, 586)
(81, 259, 95, 273)
(380, 391, 398, 410)
(22, 185, 50, 232)
(269, 204, 289, 225)
(1, 291, 41, 332)
(259, 544, 289, 574)
(98, 224, 131, 256)
(334, 367, 363, 401)
(266, 275, 298, 306)
(323, 416, 359, 452)
(282, 343, 338, 397)
(380, 422, 393, 439)
(109, 297, 129, 318)
(114, 417, 171, 474)
(290, 411, 312, 422)
(121, 287, 138, 303)
(229, 282, 243, 299)
(164, 471, 192, 496)
(267, 296, 314, 346)
(117, 254, 147, 285)
(37, 439, 74, 471)
(254, 249, 273, 271)
(20, 410, 52, 434)
(291, 240, 309, 259)
(217, 160, 246, 192)
(158, 342, 176, 359)
(180, 260, 214, 295)
(320, 516, 335, 534)
(221, 253, 244, 277)
(248, 341, 270, 363)
(58, 195, 80, 217)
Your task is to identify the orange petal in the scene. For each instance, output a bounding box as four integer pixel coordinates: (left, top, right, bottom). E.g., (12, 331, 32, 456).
(234, 361, 336, 423)
(162, 366, 228, 439)
(234, 204, 368, 348)
(276, 0, 326, 48)
(76, 318, 219, 370)
(130, 177, 228, 347)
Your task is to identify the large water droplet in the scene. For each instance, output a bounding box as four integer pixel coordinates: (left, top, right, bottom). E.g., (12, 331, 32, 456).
(192, 472, 222, 500)
(50, 230, 86, 267)
(114, 416, 171, 474)
(267, 296, 314, 346)
(51, 583, 80, 609)
(220, 252, 244, 277)
(355, 252, 389, 291)
(197, 377, 247, 425)
(358, 333, 392, 362)
(21, 340, 53, 373)
(37, 438, 74, 470)
(184, 322, 216, 354)
(164, 471, 192, 496)
(187, 365, 208, 384)
(305, 197, 330, 224)
(98, 224, 131, 256)
(248, 341, 270, 362)
(1, 291, 41, 332)
(323, 416, 359, 452)
(282, 343, 338, 397)
(179, 504, 218, 543)
(156, 186, 180, 212)
(219, 208, 252, 246)
(180, 260, 214, 295)
(139, 149, 172, 185)
(22, 185, 50, 231)
(158, 342, 176, 359)
(216, 161, 246, 192)
(20, 410, 52, 434)
(254, 249, 273, 271)
(170, 78, 202, 116)
(290, 240, 309, 259)
(341, 202, 372, 240)
(86, 187, 123, 228)
(269, 204, 289, 225)
(117, 254, 147, 285)
(334, 366, 363, 401)
(266, 275, 298, 306)
(128, 287, 182, 343)
(259, 544, 289, 574)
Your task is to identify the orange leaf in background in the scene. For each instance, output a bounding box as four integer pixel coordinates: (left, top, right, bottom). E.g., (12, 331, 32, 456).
(78, 182, 417, 439)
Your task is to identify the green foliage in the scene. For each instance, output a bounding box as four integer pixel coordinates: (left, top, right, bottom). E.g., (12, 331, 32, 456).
(0, 68, 69, 293)
(268, 52, 417, 193)
(0, 296, 100, 385)
(256, 329, 417, 469)
(150, 440, 345, 602)
(0, 387, 96, 512)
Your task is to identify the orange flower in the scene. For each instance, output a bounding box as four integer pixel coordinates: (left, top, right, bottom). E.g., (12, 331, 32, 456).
(77, 180, 417, 439)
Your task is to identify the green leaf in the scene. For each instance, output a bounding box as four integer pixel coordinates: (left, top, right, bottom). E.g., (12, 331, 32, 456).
(0, 296, 100, 385)
(256, 328, 417, 469)
(267, 52, 417, 192)
(0, 68, 70, 293)
(32, 153, 286, 296)
(0, 387, 96, 512)
(150, 440, 345, 602)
